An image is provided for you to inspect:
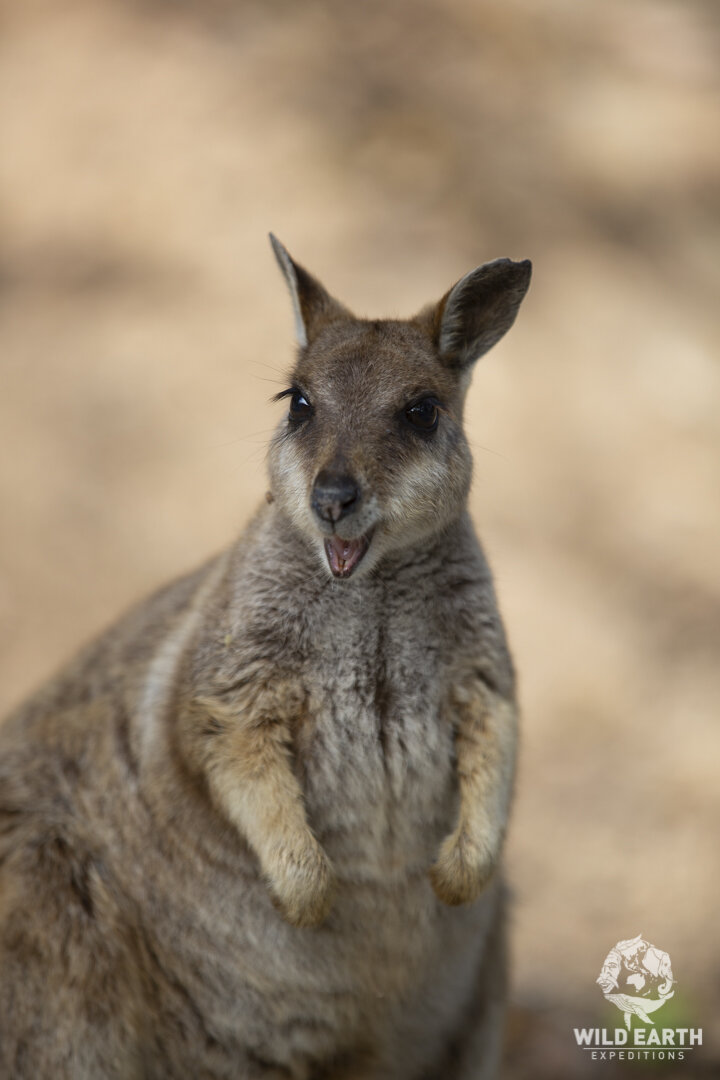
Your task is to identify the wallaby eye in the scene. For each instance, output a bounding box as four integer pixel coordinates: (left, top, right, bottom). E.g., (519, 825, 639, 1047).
(405, 397, 440, 433)
(288, 390, 313, 423)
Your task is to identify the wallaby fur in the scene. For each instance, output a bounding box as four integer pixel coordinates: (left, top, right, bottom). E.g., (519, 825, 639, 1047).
(0, 238, 531, 1080)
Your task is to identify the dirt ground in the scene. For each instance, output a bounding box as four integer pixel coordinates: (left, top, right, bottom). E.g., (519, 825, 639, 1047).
(1, 1, 719, 1075)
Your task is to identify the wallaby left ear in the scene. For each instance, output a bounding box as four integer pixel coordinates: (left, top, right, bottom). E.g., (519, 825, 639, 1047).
(269, 234, 352, 348)
(416, 258, 532, 368)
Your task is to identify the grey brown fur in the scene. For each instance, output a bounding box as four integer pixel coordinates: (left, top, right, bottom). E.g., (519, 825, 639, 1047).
(0, 238, 531, 1079)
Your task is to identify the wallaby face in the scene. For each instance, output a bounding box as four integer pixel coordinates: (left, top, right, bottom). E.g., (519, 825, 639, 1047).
(268, 235, 531, 580)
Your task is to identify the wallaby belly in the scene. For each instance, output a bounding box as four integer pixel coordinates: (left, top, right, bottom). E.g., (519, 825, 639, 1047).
(121, 725, 496, 1079)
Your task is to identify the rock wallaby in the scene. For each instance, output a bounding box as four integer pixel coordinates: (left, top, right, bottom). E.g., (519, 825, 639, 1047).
(0, 238, 531, 1079)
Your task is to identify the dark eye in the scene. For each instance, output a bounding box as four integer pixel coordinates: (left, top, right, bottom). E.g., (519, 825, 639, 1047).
(288, 390, 313, 423)
(405, 397, 440, 432)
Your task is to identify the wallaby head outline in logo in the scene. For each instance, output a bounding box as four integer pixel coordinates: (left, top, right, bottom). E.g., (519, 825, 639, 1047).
(597, 935, 674, 1029)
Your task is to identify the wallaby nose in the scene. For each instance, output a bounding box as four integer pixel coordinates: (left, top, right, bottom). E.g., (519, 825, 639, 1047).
(311, 471, 360, 527)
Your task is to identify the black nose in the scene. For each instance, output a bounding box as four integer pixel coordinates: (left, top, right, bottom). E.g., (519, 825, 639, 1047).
(311, 471, 360, 526)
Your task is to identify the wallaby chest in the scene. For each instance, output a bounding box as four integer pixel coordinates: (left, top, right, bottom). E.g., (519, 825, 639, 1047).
(268, 567, 461, 880)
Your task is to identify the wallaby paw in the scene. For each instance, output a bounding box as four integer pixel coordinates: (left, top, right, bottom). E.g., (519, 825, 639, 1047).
(429, 830, 496, 907)
(269, 837, 336, 928)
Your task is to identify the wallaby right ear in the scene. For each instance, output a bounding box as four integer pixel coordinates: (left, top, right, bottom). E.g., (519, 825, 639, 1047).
(269, 235, 352, 348)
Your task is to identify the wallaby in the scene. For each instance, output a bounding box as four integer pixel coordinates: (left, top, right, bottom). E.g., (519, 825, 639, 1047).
(0, 237, 531, 1080)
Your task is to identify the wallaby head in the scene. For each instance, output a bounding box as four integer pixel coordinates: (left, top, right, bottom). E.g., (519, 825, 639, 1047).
(268, 234, 531, 581)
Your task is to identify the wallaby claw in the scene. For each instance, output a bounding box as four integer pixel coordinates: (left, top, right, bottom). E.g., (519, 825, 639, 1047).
(268, 838, 336, 928)
(429, 829, 497, 907)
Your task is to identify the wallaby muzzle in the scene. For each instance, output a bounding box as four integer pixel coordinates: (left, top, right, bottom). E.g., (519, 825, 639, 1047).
(311, 470, 361, 527)
(311, 468, 371, 578)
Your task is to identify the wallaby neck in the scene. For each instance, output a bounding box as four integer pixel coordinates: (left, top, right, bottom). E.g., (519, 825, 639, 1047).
(250, 501, 485, 594)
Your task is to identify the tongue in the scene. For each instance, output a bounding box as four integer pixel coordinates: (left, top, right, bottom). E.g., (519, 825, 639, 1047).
(324, 535, 368, 578)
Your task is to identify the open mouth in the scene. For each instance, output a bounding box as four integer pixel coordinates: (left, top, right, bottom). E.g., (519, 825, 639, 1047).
(323, 532, 372, 579)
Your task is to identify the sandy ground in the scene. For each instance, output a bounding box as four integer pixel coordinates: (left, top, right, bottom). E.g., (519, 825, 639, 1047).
(1, 1, 719, 1074)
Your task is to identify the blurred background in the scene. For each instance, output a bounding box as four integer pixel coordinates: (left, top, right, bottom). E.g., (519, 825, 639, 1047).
(1, 0, 718, 1074)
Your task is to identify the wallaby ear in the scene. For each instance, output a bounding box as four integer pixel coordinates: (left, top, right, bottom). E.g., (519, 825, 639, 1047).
(416, 258, 532, 368)
(269, 234, 352, 348)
